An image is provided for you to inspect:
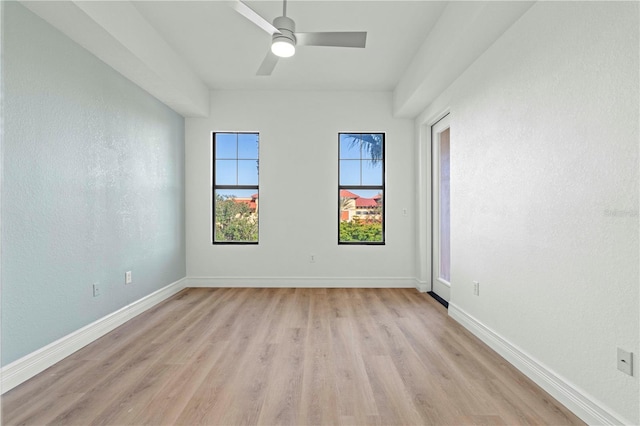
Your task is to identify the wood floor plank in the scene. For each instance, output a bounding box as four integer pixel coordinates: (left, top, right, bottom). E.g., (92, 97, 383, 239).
(364, 354, 425, 425)
(332, 317, 379, 420)
(5, 391, 87, 426)
(298, 288, 340, 426)
(331, 292, 384, 421)
(131, 342, 226, 426)
(1, 358, 90, 420)
(2, 288, 585, 426)
(216, 343, 278, 425)
(255, 326, 306, 425)
(73, 287, 211, 363)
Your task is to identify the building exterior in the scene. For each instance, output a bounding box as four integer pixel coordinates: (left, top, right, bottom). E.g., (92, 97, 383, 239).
(340, 189, 382, 222)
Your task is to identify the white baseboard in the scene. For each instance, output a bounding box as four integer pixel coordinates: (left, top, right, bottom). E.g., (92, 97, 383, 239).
(415, 280, 429, 293)
(188, 276, 415, 288)
(448, 303, 629, 426)
(1, 278, 187, 394)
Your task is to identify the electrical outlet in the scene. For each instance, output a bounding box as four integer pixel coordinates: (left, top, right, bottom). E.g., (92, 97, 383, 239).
(125, 271, 132, 284)
(310, 254, 316, 263)
(617, 348, 633, 376)
(93, 283, 101, 297)
(402, 208, 408, 216)
(473, 281, 480, 296)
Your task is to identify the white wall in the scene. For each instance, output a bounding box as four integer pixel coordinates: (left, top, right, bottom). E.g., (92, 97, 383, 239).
(186, 91, 415, 286)
(418, 2, 639, 424)
(2, 3, 186, 366)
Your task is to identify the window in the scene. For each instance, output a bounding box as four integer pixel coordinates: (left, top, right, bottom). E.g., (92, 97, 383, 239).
(338, 133, 384, 244)
(212, 132, 259, 243)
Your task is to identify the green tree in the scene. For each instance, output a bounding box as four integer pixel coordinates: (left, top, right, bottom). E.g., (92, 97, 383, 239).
(214, 194, 258, 242)
(339, 218, 382, 242)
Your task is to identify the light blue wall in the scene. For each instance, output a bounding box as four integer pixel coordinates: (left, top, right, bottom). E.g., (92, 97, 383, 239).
(1, 2, 186, 366)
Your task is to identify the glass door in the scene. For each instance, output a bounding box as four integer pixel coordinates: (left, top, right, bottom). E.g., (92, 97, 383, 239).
(431, 115, 450, 302)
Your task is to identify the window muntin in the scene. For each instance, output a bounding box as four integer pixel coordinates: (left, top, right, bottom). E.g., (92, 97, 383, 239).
(338, 133, 385, 244)
(212, 132, 259, 244)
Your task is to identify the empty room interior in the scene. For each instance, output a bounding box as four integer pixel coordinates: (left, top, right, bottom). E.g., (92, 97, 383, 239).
(1, 0, 639, 425)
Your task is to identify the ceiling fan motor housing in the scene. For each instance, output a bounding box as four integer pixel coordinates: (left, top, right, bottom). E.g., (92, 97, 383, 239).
(272, 16, 296, 46)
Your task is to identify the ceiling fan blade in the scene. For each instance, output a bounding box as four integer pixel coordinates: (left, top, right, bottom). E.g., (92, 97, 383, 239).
(231, 0, 279, 35)
(256, 50, 279, 76)
(295, 32, 367, 48)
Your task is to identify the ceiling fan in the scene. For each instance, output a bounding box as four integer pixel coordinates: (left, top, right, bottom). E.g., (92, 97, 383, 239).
(231, 0, 367, 76)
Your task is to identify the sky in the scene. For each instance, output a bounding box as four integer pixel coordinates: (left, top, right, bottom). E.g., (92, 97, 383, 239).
(214, 132, 383, 201)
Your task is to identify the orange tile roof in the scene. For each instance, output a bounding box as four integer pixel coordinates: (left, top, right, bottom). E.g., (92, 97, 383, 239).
(340, 189, 359, 199)
(355, 198, 378, 207)
(232, 198, 257, 211)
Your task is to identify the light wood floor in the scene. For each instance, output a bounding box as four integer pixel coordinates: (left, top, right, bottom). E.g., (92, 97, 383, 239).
(2, 288, 584, 425)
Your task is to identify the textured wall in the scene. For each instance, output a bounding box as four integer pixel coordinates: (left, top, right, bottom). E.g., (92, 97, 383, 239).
(419, 2, 639, 423)
(186, 91, 415, 282)
(2, 2, 186, 366)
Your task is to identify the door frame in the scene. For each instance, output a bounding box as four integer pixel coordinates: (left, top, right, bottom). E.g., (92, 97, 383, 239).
(430, 114, 451, 302)
(415, 110, 450, 299)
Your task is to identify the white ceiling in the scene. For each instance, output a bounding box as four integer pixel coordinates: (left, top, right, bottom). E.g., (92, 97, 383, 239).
(131, 1, 447, 91)
(23, 1, 534, 117)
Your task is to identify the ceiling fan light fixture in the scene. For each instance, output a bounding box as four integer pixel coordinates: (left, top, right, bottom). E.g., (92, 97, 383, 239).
(271, 16, 296, 58)
(271, 37, 295, 57)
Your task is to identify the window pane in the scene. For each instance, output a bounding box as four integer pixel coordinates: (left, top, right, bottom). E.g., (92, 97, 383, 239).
(216, 133, 237, 159)
(339, 160, 360, 185)
(238, 133, 259, 159)
(439, 128, 450, 282)
(213, 132, 259, 244)
(215, 160, 236, 185)
(361, 160, 382, 186)
(359, 134, 383, 163)
(338, 133, 384, 245)
(340, 134, 361, 159)
(339, 188, 383, 243)
(238, 160, 259, 185)
(214, 190, 259, 243)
